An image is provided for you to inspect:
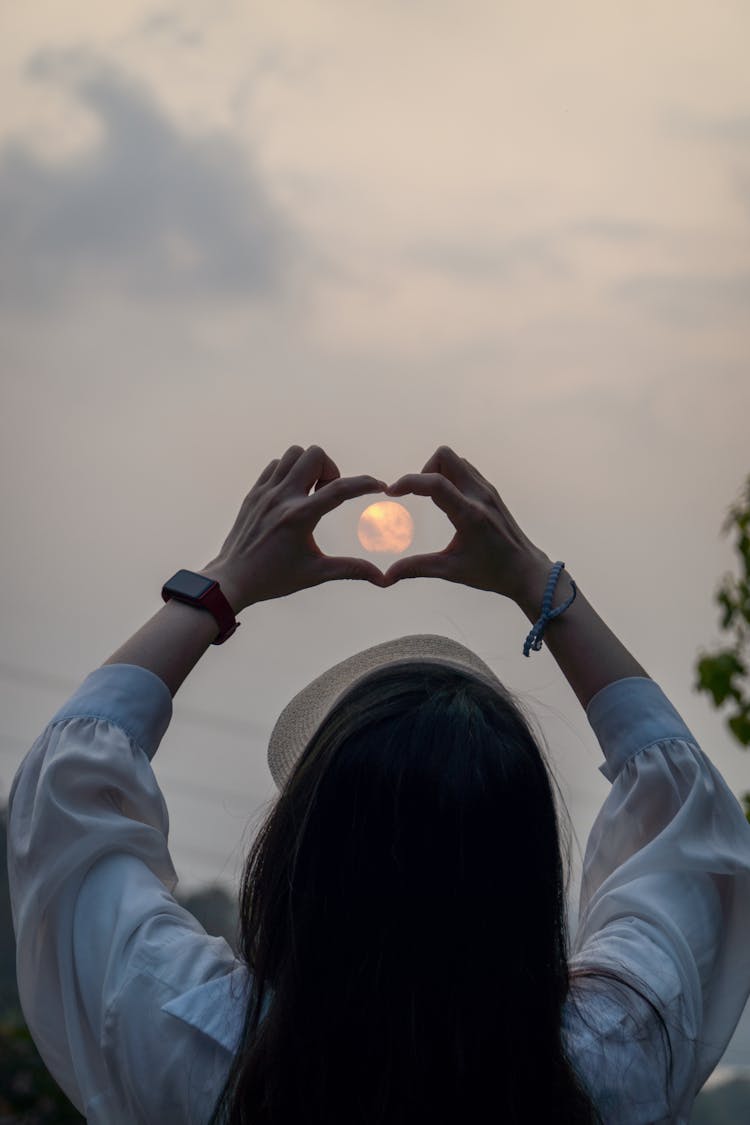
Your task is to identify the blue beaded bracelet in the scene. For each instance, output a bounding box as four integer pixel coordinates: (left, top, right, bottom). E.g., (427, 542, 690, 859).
(522, 561, 578, 657)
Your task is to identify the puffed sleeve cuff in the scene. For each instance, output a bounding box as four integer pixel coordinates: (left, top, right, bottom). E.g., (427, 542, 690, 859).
(45, 663, 174, 762)
(6, 663, 179, 1110)
(574, 674, 750, 1106)
(8, 662, 178, 940)
(585, 676, 698, 782)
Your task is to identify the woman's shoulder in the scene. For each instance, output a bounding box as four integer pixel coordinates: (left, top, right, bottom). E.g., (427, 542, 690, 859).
(159, 959, 253, 1054)
(562, 967, 697, 1124)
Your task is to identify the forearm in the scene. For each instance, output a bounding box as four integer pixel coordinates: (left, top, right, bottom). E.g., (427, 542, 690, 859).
(516, 550, 650, 712)
(100, 568, 234, 699)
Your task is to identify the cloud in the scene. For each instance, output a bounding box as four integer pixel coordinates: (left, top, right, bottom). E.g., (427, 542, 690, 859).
(612, 272, 750, 326)
(404, 232, 570, 283)
(404, 208, 664, 286)
(137, 9, 204, 47)
(0, 50, 299, 307)
(565, 218, 651, 241)
(665, 109, 750, 144)
(660, 108, 750, 221)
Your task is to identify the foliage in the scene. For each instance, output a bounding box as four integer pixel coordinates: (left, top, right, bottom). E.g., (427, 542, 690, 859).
(693, 472, 750, 821)
(0, 1008, 84, 1122)
(690, 1075, 750, 1124)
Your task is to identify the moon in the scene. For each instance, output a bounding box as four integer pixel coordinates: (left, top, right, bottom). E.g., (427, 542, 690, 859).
(357, 501, 414, 553)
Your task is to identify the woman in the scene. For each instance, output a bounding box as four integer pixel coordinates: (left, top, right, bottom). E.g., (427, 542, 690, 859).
(7, 443, 750, 1123)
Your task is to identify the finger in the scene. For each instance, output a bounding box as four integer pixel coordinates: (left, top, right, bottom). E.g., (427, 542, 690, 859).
(382, 551, 454, 585)
(312, 449, 340, 491)
(268, 445, 306, 485)
(306, 474, 387, 520)
(286, 445, 341, 494)
(384, 473, 466, 525)
(459, 455, 499, 498)
(253, 458, 280, 488)
(312, 555, 387, 587)
(420, 445, 479, 493)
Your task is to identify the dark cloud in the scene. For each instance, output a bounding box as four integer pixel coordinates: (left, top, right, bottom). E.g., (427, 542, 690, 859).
(0, 50, 298, 307)
(612, 272, 750, 326)
(665, 109, 750, 144)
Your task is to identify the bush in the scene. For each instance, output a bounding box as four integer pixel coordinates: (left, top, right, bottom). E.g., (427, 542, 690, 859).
(0, 1008, 84, 1122)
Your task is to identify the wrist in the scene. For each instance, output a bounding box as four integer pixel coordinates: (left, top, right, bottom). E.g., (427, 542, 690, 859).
(514, 551, 562, 622)
(197, 564, 246, 616)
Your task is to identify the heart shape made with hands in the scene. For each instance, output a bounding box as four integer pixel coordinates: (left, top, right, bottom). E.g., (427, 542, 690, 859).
(209, 443, 537, 610)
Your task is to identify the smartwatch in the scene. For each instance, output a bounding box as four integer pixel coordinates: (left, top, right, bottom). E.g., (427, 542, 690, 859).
(161, 569, 241, 645)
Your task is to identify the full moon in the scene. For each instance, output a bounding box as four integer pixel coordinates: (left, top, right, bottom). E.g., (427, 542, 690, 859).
(357, 501, 414, 553)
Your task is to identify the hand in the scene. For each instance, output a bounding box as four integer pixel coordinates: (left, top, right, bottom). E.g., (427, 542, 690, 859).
(381, 445, 545, 602)
(201, 445, 388, 611)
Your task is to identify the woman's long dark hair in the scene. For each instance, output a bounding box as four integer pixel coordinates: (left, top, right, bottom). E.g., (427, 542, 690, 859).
(207, 660, 642, 1123)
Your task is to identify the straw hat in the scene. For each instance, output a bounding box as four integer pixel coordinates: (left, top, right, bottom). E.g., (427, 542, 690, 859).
(267, 634, 504, 790)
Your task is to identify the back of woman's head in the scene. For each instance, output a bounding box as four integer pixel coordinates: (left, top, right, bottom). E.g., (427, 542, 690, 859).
(209, 660, 599, 1125)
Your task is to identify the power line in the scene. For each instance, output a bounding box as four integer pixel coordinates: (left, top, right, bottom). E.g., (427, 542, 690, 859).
(0, 765, 267, 874)
(0, 658, 75, 693)
(155, 769, 273, 809)
(0, 660, 277, 873)
(0, 732, 275, 812)
(171, 837, 248, 871)
(0, 657, 270, 740)
(0, 734, 29, 753)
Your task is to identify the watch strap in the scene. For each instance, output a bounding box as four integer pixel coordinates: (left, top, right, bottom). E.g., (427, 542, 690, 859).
(161, 570, 241, 645)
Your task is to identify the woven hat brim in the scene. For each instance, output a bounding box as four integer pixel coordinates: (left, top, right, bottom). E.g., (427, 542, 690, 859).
(267, 633, 504, 791)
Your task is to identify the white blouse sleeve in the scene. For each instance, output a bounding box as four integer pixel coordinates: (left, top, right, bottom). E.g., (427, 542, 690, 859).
(6, 663, 242, 1123)
(566, 675, 750, 1120)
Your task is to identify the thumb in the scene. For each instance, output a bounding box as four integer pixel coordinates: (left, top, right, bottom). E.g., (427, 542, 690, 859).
(383, 552, 453, 586)
(319, 556, 387, 587)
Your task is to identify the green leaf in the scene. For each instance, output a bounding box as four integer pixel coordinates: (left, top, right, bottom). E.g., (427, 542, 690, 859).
(695, 651, 747, 707)
(717, 588, 737, 630)
(715, 589, 737, 634)
(728, 709, 750, 747)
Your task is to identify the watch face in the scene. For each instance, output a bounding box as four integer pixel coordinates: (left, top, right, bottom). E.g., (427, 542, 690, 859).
(167, 569, 214, 599)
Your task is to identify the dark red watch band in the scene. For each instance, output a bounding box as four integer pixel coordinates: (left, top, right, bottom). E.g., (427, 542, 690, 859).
(161, 570, 241, 645)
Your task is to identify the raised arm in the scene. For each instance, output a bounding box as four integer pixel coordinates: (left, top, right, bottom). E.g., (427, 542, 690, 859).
(101, 446, 387, 697)
(383, 445, 649, 709)
(514, 549, 650, 710)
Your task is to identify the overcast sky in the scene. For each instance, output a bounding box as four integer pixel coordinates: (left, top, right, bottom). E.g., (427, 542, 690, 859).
(1, 0, 749, 1070)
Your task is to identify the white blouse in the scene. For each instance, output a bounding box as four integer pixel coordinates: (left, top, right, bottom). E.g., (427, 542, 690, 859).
(7, 664, 750, 1123)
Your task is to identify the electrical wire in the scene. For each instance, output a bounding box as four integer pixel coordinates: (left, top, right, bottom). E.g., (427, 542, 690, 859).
(0, 732, 273, 811)
(0, 657, 270, 739)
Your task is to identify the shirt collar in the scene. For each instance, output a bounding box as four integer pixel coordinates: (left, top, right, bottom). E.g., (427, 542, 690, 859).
(161, 964, 255, 1054)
